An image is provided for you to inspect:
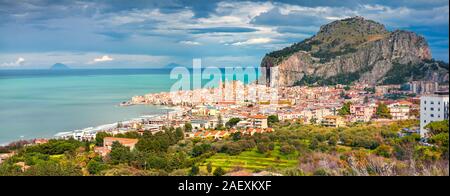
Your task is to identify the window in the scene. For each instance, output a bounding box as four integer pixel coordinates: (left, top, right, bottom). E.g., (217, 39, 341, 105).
(424, 107, 426, 111)
(424, 101, 427, 104)
(424, 120, 427, 123)
(431, 114, 434, 117)
(431, 101, 434, 104)
(430, 107, 434, 111)
(438, 115, 441, 118)
(438, 101, 441, 105)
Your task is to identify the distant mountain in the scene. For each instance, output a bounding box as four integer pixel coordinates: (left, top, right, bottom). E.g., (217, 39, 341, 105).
(50, 63, 70, 70)
(260, 16, 449, 86)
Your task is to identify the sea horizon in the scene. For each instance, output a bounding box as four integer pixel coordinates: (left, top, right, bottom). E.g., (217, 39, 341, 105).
(0, 68, 259, 145)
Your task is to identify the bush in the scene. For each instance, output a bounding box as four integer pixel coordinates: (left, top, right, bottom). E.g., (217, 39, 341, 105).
(213, 167, 226, 176)
(268, 115, 279, 127)
(222, 142, 243, 155)
(23, 161, 82, 176)
(189, 165, 199, 176)
(23, 139, 82, 155)
(280, 144, 296, 155)
(313, 168, 331, 176)
(257, 143, 270, 154)
(191, 143, 212, 157)
(87, 159, 108, 175)
(374, 145, 393, 158)
(225, 118, 241, 128)
(109, 141, 133, 165)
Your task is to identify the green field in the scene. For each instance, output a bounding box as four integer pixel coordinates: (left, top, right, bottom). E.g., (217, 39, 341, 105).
(201, 146, 299, 172)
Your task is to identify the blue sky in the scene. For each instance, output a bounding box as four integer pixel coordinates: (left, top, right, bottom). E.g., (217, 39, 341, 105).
(0, 0, 448, 69)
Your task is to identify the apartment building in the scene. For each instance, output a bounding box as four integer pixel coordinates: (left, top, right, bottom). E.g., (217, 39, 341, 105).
(420, 92, 449, 137)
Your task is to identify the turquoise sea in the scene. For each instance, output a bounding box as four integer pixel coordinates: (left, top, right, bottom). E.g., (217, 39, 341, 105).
(0, 68, 259, 145)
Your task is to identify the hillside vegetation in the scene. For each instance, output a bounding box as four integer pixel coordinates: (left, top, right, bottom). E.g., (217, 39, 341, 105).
(1, 120, 448, 176)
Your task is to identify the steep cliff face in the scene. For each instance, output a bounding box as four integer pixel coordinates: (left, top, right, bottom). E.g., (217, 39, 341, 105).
(260, 16, 447, 87)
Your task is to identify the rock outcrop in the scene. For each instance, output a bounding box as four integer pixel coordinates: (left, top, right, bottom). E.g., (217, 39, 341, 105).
(260, 16, 448, 87)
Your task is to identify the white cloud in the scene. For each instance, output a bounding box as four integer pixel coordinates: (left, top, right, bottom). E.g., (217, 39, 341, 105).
(89, 55, 114, 64)
(0, 52, 172, 68)
(0, 1, 447, 64)
(179, 40, 201, 45)
(231, 38, 272, 46)
(0, 57, 25, 67)
(358, 4, 449, 27)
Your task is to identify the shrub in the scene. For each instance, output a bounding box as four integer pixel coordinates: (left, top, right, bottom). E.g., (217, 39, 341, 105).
(213, 167, 226, 176)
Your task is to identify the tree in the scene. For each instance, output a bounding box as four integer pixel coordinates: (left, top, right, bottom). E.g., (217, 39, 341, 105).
(340, 91, 346, 98)
(84, 141, 91, 152)
(231, 132, 241, 142)
(338, 102, 351, 116)
(424, 120, 449, 136)
(222, 142, 243, 155)
(364, 87, 375, 94)
(225, 118, 241, 128)
(109, 141, 133, 165)
(343, 85, 351, 91)
(257, 143, 269, 153)
(191, 143, 211, 157)
(184, 122, 193, 132)
(95, 132, 112, 146)
(216, 114, 224, 130)
(87, 159, 108, 175)
(310, 117, 318, 124)
(213, 167, 225, 176)
(363, 96, 369, 104)
(268, 115, 279, 127)
(175, 127, 184, 141)
(375, 144, 393, 158)
(328, 135, 338, 146)
(189, 165, 199, 176)
(376, 103, 392, 119)
(425, 120, 449, 159)
(280, 144, 295, 154)
(206, 162, 212, 174)
(23, 139, 82, 155)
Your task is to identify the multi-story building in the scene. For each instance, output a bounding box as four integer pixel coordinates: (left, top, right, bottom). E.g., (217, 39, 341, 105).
(249, 115, 268, 129)
(322, 115, 346, 127)
(420, 92, 449, 137)
(350, 104, 374, 122)
(409, 81, 439, 95)
(388, 101, 412, 120)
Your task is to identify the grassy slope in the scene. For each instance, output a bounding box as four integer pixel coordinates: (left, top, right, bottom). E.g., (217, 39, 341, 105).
(201, 145, 298, 172)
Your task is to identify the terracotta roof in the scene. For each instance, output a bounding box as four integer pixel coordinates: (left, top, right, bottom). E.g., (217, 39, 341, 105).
(249, 115, 267, 119)
(397, 100, 413, 105)
(104, 137, 138, 145)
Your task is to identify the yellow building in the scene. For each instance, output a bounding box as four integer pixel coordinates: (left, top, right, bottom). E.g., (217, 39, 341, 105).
(322, 115, 346, 127)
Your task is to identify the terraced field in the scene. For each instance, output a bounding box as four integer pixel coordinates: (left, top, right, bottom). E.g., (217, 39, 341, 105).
(201, 147, 299, 172)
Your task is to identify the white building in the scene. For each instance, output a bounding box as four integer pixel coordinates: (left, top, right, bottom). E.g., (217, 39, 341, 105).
(420, 92, 449, 137)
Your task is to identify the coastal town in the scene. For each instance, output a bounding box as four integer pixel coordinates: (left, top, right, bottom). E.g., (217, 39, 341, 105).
(1, 78, 448, 167)
(119, 79, 448, 139)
